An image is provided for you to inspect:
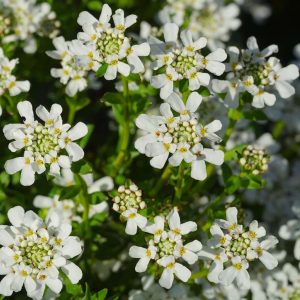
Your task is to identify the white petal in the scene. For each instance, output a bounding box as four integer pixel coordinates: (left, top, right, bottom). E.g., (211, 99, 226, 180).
(206, 61, 225, 76)
(174, 263, 191, 282)
(68, 122, 88, 141)
(275, 81, 295, 98)
(135, 257, 150, 273)
(4, 157, 24, 174)
(191, 160, 207, 181)
(236, 269, 250, 290)
(277, 64, 299, 81)
(259, 251, 278, 270)
(186, 92, 202, 112)
(218, 266, 237, 285)
(62, 262, 82, 284)
(159, 269, 174, 289)
(202, 149, 224, 165)
(206, 48, 227, 62)
(164, 23, 179, 43)
(129, 246, 146, 258)
(8, 206, 25, 227)
(226, 207, 238, 224)
(125, 219, 138, 235)
(62, 237, 82, 258)
(77, 11, 98, 26)
(66, 143, 84, 162)
(21, 166, 35, 186)
(46, 278, 63, 294)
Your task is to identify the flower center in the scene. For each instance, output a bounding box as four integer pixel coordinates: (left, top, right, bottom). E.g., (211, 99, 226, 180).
(26, 124, 60, 157)
(157, 238, 176, 258)
(225, 233, 251, 259)
(168, 119, 200, 147)
(14, 234, 55, 273)
(96, 30, 125, 60)
(171, 51, 197, 77)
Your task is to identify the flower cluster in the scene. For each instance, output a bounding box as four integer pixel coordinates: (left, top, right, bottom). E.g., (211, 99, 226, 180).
(129, 208, 202, 289)
(47, 4, 150, 96)
(0, 0, 60, 53)
(239, 145, 270, 175)
(199, 207, 278, 290)
(3, 101, 88, 186)
(150, 23, 227, 99)
(135, 92, 224, 180)
(46, 36, 93, 97)
(157, 0, 241, 51)
(0, 206, 82, 299)
(0, 47, 30, 97)
(213, 37, 299, 108)
(112, 184, 147, 235)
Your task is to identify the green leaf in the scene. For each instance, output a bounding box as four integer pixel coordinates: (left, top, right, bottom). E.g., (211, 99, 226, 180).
(224, 144, 246, 161)
(96, 63, 108, 77)
(64, 275, 83, 296)
(199, 86, 211, 97)
(221, 163, 233, 182)
(224, 176, 241, 194)
(87, 1, 102, 10)
(66, 97, 90, 111)
(60, 185, 81, 199)
(72, 160, 92, 175)
(101, 92, 123, 105)
(91, 288, 108, 300)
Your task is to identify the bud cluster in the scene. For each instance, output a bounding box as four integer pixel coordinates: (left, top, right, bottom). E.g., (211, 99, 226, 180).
(112, 184, 146, 213)
(239, 145, 269, 175)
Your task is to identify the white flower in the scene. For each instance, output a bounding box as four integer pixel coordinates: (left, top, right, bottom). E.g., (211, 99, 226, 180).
(216, 207, 243, 234)
(212, 37, 299, 109)
(0, 49, 30, 97)
(3, 101, 88, 186)
(0, 206, 83, 299)
(218, 256, 250, 290)
(149, 23, 226, 99)
(199, 207, 278, 290)
(173, 240, 202, 265)
(129, 208, 201, 289)
(129, 246, 157, 272)
(157, 256, 191, 289)
(0, 1, 59, 54)
(191, 144, 224, 181)
(122, 208, 147, 235)
(144, 216, 167, 243)
(135, 92, 224, 180)
(247, 236, 279, 269)
(167, 207, 197, 241)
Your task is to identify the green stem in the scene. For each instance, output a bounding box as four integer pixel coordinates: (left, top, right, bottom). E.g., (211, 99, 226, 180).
(112, 76, 130, 176)
(151, 164, 172, 197)
(67, 104, 76, 125)
(174, 164, 185, 204)
(221, 109, 238, 149)
(199, 191, 226, 218)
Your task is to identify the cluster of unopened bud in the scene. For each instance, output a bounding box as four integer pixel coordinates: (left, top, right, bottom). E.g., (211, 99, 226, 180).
(171, 49, 198, 77)
(225, 232, 251, 259)
(26, 123, 60, 157)
(13, 235, 55, 275)
(239, 145, 269, 175)
(169, 119, 200, 146)
(96, 29, 125, 60)
(112, 184, 146, 213)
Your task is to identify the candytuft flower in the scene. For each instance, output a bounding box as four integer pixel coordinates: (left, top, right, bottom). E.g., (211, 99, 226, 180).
(129, 207, 201, 289)
(135, 92, 224, 180)
(3, 101, 88, 186)
(0, 206, 82, 299)
(212, 37, 299, 108)
(199, 206, 278, 290)
(149, 23, 227, 99)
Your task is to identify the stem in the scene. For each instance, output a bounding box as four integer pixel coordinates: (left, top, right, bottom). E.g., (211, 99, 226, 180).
(221, 109, 237, 149)
(174, 164, 185, 203)
(151, 164, 172, 197)
(112, 76, 130, 176)
(67, 104, 76, 125)
(199, 191, 226, 218)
